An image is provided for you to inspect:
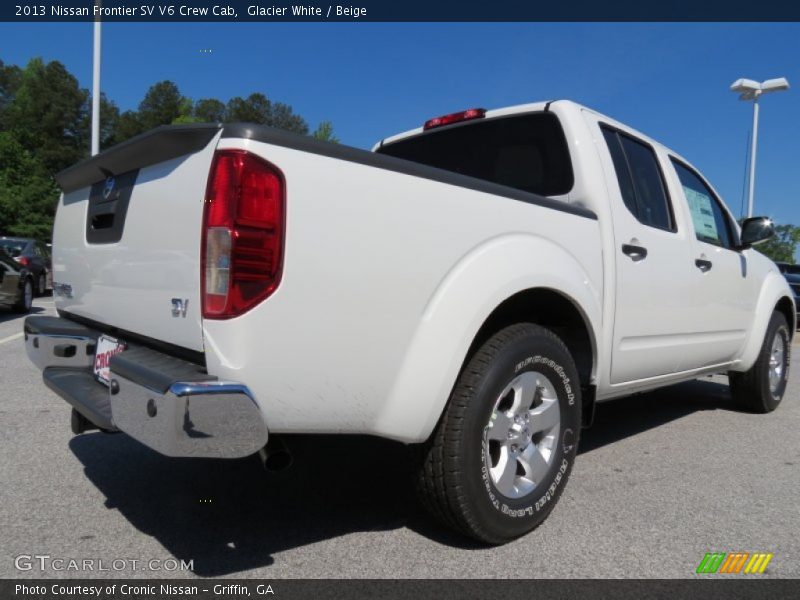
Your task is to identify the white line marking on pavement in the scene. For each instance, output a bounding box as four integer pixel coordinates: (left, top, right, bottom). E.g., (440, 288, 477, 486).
(0, 332, 24, 345)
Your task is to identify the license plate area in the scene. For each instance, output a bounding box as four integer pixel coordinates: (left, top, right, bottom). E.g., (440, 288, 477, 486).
(93, 334, 127, 385)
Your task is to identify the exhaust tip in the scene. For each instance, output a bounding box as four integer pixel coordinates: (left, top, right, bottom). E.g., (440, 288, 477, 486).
(258, 437, 293, 472)
(263, 451, 293, 472)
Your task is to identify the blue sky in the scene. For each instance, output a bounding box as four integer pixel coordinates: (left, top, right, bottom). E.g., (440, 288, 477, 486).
(1, 22, 798, 226)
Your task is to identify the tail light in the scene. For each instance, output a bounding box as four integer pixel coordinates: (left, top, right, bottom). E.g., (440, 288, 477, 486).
(423, 108, 486, 130)
(15, 256, 30, 266)
(202, 149, 285, 319)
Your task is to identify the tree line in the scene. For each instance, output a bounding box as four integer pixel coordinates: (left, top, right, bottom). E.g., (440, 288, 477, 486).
(0, 57, 338, 239)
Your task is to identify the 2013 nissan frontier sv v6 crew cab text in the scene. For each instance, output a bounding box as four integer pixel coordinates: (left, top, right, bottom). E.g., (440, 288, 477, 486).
(24, 100, 794, 543)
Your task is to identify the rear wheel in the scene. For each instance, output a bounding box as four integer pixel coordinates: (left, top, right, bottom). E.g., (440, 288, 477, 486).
(14, 279, 33, 313)
(36, 272, 47, 296)
(729, 311, 790, 413)
(417, 323, 581, 544)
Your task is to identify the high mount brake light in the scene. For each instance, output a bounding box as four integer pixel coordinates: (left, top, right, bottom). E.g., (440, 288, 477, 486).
(202, 149, 285, 319)
(423, 108, 486, 131)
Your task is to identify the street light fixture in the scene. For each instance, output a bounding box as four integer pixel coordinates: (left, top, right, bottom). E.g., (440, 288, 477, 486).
(730, 77, 790, 217)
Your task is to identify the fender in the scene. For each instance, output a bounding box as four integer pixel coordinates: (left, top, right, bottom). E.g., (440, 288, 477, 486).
(734, 268, 795, 372)
(371, 232, 602, 442)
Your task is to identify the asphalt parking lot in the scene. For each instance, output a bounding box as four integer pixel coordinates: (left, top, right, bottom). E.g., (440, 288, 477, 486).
(1, 297, 799, 579)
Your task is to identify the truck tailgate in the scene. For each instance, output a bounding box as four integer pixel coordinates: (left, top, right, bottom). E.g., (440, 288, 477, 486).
(52, 125, 223, 352)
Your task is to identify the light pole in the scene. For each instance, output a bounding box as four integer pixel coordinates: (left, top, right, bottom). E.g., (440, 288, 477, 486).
(91, 0, 102, 156)
(730, 77, 790, 218)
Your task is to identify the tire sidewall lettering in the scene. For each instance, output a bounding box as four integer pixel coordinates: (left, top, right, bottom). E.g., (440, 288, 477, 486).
(515, 354, 575, 406)
(479, 351, 579, 518)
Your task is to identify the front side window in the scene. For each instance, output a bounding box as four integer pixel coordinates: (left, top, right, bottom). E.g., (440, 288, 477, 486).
(601, 126, 674, 231)
(671, 159, 734, 248)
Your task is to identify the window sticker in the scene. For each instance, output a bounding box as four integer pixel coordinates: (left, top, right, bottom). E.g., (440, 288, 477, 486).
(684, 187, 719, 241)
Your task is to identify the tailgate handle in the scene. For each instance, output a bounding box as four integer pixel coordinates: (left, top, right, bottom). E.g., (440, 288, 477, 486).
(91, 213, 115, 230)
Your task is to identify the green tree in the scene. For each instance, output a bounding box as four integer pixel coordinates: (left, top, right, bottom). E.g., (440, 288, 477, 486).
(225, 93, 308, 134)
(225, 92, 273, 124)
(269, 101, 308, 134)
(755, 223, 800, 264)
(312, 121, 339, 143)
(171, 97, 202, 124)
(78, 92, 120, 150)
(193, 98, 226, 123)
(137, 80, 185, 130)
(0, 59, 23, 121)
(114, 110, 145, 142)
(0, 132, 59, 239)
(3, 58, 87, 174)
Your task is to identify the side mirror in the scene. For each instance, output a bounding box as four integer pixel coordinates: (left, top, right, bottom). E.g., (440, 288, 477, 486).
(738, 216, 775, 250)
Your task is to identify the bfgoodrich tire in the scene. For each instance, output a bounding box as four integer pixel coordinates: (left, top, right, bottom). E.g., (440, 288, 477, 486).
(729, 311, 791, 413)
(417, 323, 581, 544)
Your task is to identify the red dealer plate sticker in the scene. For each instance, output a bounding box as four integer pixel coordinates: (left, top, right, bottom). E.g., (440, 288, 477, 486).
(93, 335, 126, 385)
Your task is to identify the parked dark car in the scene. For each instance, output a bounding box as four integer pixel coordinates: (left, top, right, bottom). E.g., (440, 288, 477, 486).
(0, 249, 34, 313)
(0, 237, 51, 296)
(776, 262, 800, 324)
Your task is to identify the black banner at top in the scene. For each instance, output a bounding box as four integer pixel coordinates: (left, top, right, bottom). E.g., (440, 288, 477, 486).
(3, 0, 800, 22)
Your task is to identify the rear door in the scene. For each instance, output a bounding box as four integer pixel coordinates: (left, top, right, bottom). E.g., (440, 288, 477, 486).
(52, 126, 222, 351)
(596, 123, 698, 384)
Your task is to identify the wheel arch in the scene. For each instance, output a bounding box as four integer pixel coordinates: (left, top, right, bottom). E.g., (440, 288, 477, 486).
(466, 288, 596, 399)
(735, 270, 796, 371)
(372, 233, 602, 442)
(775, 295, 796, 337)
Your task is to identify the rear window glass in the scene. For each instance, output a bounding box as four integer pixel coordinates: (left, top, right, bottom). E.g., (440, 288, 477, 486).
(0, 240, 26, 258)
(376, 113, 574, 197)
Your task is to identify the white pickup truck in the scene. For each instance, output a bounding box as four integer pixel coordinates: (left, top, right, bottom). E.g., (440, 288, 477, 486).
(24, 100, 794, 543)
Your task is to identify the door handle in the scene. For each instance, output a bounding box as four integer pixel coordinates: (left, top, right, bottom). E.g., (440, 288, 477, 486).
(695, 258, 713, 273)
(621, 244, 648, 262)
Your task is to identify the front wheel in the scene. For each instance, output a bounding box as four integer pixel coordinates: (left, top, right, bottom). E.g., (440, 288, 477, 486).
(417, 323, 581, 544)
(729, 311, 791, 413)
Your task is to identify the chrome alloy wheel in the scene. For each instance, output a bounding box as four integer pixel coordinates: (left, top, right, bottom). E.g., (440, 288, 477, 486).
(483, 371, 560, 499)
(768, 329, 787, 394)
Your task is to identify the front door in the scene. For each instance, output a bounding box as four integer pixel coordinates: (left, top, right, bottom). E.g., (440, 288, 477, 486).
(666, 158, 754, 368)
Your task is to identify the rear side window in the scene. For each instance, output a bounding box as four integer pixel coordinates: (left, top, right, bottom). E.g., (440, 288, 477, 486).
(601, 126, 674, 231)
(671, 159, 734, 248)
(376, 113, 574, 197)
(602, 129, 638, 217)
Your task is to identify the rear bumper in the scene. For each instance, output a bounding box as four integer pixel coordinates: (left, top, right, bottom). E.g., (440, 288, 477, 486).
(24, 316, 267, 458)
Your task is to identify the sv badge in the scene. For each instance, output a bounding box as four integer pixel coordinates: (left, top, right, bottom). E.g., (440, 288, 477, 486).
(171, 298, 189, 318)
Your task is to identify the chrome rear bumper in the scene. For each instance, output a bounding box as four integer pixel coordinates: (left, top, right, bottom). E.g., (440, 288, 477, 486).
(23, 316, 267, 458)
(110, 377, 267, 458)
